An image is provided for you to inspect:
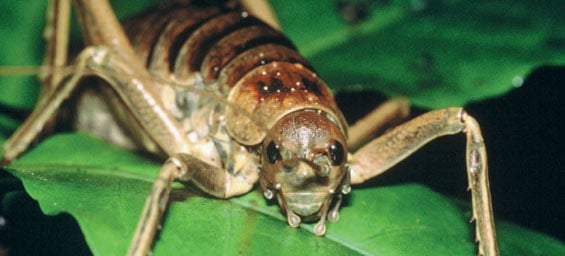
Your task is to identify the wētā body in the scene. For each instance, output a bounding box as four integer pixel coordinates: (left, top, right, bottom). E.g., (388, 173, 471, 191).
(1, 0, 499, 255)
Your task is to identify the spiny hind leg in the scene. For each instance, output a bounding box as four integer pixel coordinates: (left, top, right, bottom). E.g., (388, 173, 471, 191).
(349, 108, 498, 256)
(1, 42, 180, 163)
(3, 0, 185, 163)
(1, 0, 131, 163)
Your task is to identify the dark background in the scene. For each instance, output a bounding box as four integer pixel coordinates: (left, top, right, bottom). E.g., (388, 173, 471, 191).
(336, 66, 565, 243)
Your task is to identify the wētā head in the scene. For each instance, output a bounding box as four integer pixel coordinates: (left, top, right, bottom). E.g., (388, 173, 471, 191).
(221, 60, 351, 235)
(258, 109, 351, 236)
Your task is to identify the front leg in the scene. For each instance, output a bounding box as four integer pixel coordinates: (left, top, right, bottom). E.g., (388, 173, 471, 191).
(349, 108, 498, 256)
(128, 153, 256, 256)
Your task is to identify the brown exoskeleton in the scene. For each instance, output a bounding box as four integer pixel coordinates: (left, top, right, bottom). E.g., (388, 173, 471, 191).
(1, 0, 498, 255)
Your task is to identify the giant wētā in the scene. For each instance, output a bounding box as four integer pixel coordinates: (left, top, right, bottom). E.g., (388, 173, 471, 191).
(1, 0, 498, 255)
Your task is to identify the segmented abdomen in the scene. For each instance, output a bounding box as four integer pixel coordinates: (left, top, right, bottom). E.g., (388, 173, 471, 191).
(123, 1, 347, 145)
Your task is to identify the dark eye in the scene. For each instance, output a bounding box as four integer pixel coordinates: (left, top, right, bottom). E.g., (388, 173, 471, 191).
(266, 141, 281, 164)
(329, 141, 345, 165)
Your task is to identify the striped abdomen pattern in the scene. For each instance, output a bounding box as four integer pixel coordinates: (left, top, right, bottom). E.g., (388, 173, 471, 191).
(123, 1, 347, 145)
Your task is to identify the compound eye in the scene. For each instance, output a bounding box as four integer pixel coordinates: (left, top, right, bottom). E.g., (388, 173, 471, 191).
(266, 141, 282, 164)
(329, 141, 345, 165)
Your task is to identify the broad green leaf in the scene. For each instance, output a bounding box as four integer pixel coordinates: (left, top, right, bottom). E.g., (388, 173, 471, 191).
(5, 134, 564, 255)
(271, 0, 565, 107)
(0, 1, 45, 109)
(0, 0, 157, 110)
(1, 1, 564, 256)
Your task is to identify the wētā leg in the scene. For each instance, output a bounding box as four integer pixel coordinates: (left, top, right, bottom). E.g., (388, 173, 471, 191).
(3, 1, 257, 255)
(348, 107, 498, 256)
(1, 0, 186, 163)
(127, 152, 257, 256)
(1, 43, 190, 163)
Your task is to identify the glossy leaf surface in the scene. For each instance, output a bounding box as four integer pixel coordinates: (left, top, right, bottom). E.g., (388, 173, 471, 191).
(5, 134, 564, 255)
(1, 0, 564, 255)
(272, 0, 565, 107)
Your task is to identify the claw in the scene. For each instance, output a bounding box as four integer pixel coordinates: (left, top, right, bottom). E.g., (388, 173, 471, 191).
(314, 202, 329, 236)
(328, 208, 340, 222)
(314, 219, 326, 236)
(328, 193, 343, 222)
(286, 209, 301, 228)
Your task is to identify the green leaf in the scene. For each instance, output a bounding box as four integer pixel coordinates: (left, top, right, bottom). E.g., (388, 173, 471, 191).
(5, 134, 564, 255)
(1, 1, 564, 255)
(0, 0, 158, 110)
(271, 0, 565, 108)
(0, 1, 45, 109)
